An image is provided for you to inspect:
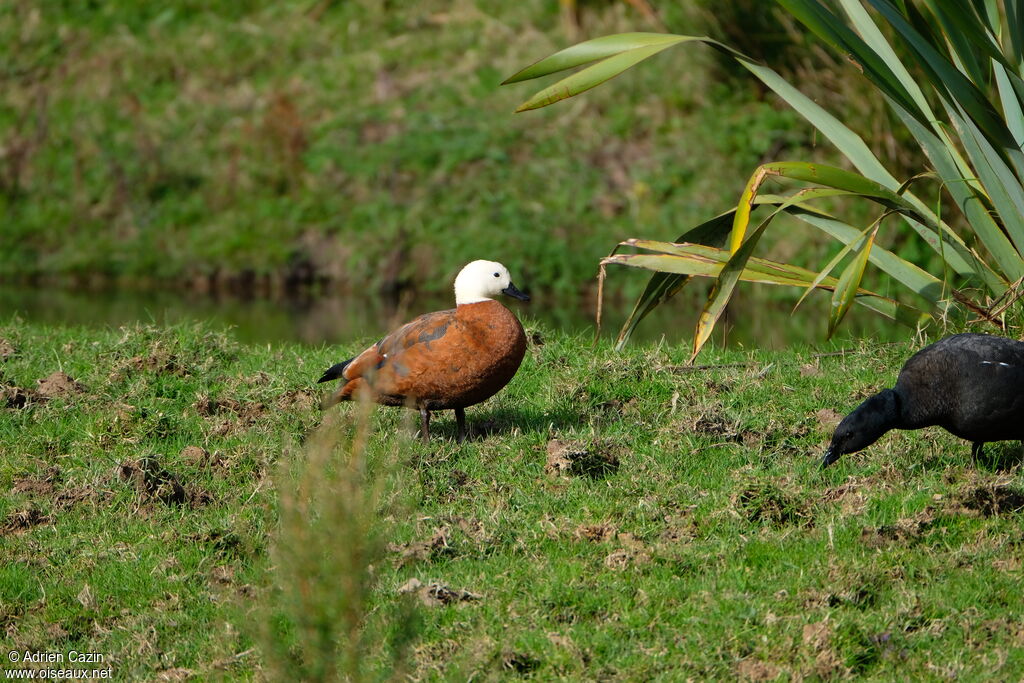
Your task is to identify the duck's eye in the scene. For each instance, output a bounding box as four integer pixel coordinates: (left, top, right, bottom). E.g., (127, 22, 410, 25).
(493, 272, 500, 277)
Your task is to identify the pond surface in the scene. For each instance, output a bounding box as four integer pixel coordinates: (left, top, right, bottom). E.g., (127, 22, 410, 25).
(0, 282, 913, 350)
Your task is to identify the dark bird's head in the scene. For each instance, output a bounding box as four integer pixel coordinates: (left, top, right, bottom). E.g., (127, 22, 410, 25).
(822, 389, 901, 468)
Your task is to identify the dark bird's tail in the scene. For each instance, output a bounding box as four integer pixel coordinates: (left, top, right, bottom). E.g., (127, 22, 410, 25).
(318, 358, 353, 384)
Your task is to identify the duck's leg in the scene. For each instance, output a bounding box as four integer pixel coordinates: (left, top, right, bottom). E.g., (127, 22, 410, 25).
(455, 407, 466, 444)
(419, 406, 431, 444)
(971, 441, 984, 462)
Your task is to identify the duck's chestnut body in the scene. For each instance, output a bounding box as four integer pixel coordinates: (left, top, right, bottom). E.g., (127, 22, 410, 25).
(318, 260, 529, 442)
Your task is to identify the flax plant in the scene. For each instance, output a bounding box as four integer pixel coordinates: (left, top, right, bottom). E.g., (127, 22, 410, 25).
(506, 0, 1024, 358)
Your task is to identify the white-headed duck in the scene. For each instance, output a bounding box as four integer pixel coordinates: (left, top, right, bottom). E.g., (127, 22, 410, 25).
(318, 260, 530, 442)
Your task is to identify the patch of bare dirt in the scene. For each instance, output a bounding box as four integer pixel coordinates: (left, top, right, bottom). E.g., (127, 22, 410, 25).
(179, 445, 230, 472)
(397, 578, 480, 607)
(992, 557, 1021, 572)
(603, 532, 652, 570)
(11, 466, 61, 496)
(575, 523, 616, 543)
(209, 565, 235, 587)
(691, 408, 742, 440)
(2, 385, 38, 408)
(36, 372, 85, 398)
(974, 618, 1024, 647)
(821, 481, 868, 516)
(180, 445, 210, 465)
(950, 480, 1024, 517)
(119, 456, 187, 505)
(816, 408, 843, 429)
(53, 486, 100, 510)
(799, 363, 821, 377)
(194, 394, 267, 435)
(861, 507, 937, 548)
(733, 481, 812, 528)
(659, 508, 699, 543)
(2, 505, 50, 535)
(802, 619, 846, 677)
(387, 528, 453, 567)
(276, 389, 317, 412)
(545, 439, 620, 478)
(736, 658, 780, 681)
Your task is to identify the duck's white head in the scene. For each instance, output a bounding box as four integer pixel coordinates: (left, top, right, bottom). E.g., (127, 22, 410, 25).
(454, 260, 530, 305)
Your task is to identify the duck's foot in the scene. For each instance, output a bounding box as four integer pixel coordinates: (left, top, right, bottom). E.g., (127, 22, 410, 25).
(420, 406, 431, 444)
(455, 407, 466, 444)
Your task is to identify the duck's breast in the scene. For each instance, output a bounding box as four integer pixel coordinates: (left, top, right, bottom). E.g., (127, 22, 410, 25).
(410, 300, 525, 408)
(369, 300, 526, 408)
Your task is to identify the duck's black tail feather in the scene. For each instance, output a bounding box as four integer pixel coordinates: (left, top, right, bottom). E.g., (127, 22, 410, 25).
(318, 358, 353, 383)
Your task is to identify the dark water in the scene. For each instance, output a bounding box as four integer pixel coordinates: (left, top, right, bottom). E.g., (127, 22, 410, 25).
(0, 283, 912, 350)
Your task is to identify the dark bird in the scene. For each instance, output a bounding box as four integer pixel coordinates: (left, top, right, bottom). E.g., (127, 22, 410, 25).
(823, 333, 1024, 468)
(318, 260, 530, 443)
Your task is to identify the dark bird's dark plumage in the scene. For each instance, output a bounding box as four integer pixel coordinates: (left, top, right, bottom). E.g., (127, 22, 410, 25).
(823, 333, 1024, 468)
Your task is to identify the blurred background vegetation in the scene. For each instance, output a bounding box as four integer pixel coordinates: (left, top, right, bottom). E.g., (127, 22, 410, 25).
(1, 0, 920, 340)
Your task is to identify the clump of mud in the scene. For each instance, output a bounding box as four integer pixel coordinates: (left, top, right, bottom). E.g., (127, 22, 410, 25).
(2, 385, 37, 409)
(397, 578, 480, 607)
(0, 339, 16, 359)
(119, 456, 187, 505)
(36, 371, 86, 398)
(387, 528, 453, 568)
(733, 481, 812, 528)
(545, 438, 620, 478)
(2, 505, 50, 535)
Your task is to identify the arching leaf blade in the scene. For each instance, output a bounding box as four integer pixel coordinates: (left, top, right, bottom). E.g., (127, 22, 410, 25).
(513, 39, 688, 112)
(828, 224, 879, 338)
(502, 32, 687, 84)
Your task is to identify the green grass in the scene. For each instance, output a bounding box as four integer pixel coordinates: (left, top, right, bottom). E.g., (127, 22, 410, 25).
(3, 318, 1024, 679)
(0, 1, 826, 299)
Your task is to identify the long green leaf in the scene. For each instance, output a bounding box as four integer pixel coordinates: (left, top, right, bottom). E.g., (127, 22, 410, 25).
(602, 252, 809, 286)
(795, 218, 884, 312)
(837, 0, 933, 121)
(513, 40, 690, 112)
(696, 185, 852, 360)
(919, 1, 993, 87)
(786, 206, 945, 302)
(602, 249, 929, 327)
(738, 53, 899, 189)
(995, 64, 1024, 149)
(867, 0, 1020, 162)
(611, 211, 735, 349)
(779, 0, 924, 122)
(828, 223, 880, 337)
(945, 102, 1024, 275)
(1007, 0, 1024, 69)
(502, 33, 686, 84)
(729, 175, 853, 252)
(887, 101, 1008, 290)
(626, 239, 824, 284)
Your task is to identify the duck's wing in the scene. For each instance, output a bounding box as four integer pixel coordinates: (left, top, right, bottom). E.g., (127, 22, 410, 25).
(337, 308, 457, 384)
(377, 309, 456, 356)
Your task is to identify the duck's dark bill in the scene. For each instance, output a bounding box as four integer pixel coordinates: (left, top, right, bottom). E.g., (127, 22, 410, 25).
(502, 283, 530, 301)
(820, 447, 839, 469)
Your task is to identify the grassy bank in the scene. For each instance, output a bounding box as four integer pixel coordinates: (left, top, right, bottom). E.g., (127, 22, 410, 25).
(1, 1, 829, 299)
(3, 319, 1024, 679)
